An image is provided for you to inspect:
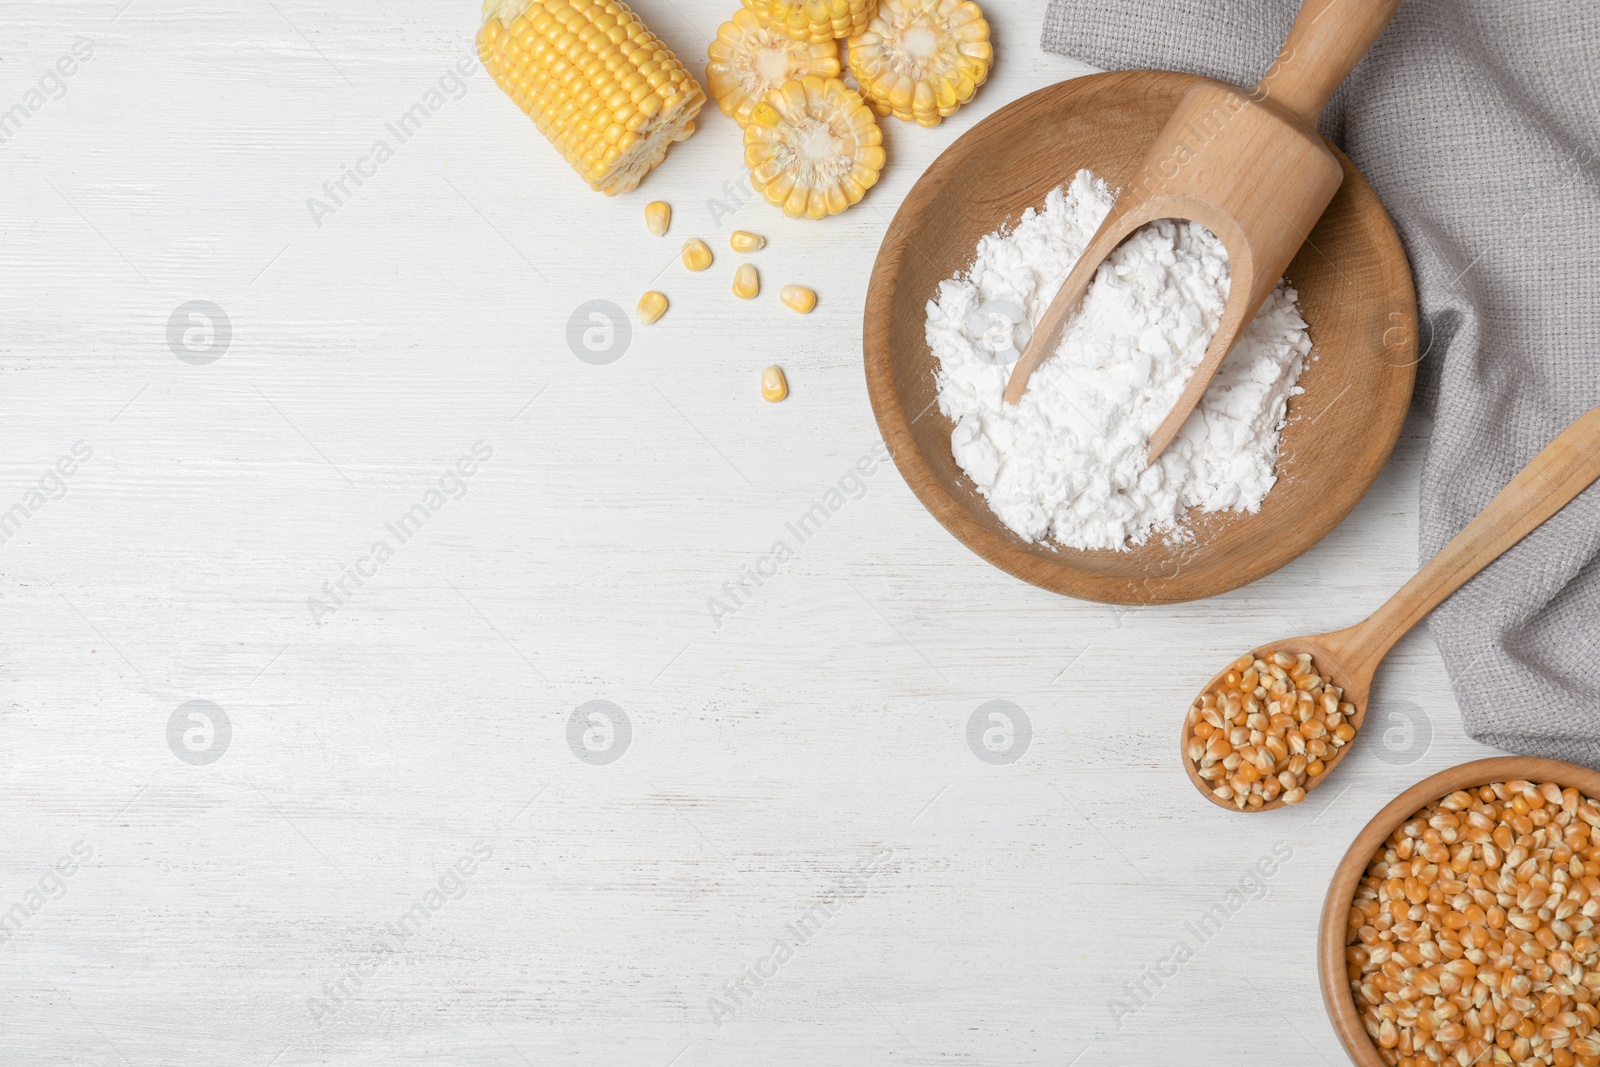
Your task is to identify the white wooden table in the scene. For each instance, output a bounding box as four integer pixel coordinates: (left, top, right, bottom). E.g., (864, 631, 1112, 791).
(0, 1, 1495, 1063)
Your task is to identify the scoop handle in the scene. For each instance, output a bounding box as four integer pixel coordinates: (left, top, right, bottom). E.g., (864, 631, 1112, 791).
(1345, 406, 1600, 672)
(1252, 0, 1404, 127)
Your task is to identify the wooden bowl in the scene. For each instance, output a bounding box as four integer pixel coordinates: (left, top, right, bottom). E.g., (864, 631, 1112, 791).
(863, 71, 1417, 605)
(1319, 757, 1600, 1066)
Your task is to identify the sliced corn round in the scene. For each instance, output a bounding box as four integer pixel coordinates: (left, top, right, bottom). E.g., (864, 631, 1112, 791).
(847, 0, 992, 127)
(761, 365, 789, 402)
(637, 290, 668, 324)
(740, 0, 874, 44)
(707, 9, 842, 127)
(729, 230, 767, 253)
(645, 201, 671, 236)
(680, 238, 713, 271)
(732, 263, 760, 299)
(743, 76, 884, 220)
(780, 285, 817, 313)
(477, 0, 705, 195)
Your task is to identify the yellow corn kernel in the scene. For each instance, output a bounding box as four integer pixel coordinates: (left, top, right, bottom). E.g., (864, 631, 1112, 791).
(744, 76, 884, 219)
(645, 201, 671, 236)
(477, 0, 705, 195)
(730, 230, 767, 253)
(780, 284, 816, 313)
(733, 263, 760, 299)
(637, 290, 668, 324)
(847, 0, 993, 127)
(681, 238, 713, 271)
(706, 9, 842, 127)
(741, 0, 874, 43)
(761, 365, 788, 402)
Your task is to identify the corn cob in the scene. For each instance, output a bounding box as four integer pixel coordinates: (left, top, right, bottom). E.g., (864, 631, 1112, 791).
(477, 0, 705, 195)
(740, 0, 875, 44)
(847, 0, 991, 127)
(706, 8, 842, 127)
(744, 76, 883, 219)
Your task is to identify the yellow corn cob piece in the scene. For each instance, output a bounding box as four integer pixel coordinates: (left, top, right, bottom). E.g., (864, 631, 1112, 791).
(637, 290, 668, 323)
(707, 9, 842, 127)
(733, 263, 760, 299)
(645, 200, 671, 235)
(477, 0, 706, 195)
(741, 0, 874, 43)
(847, 0, 991, 127)
(730, 230, 766, 252)
(744, 76, 884, 220)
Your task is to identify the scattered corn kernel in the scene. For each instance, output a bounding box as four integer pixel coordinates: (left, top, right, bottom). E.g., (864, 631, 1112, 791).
(733, 263, 760, 299)
(847, 0, 993, 127)
(730, 230, 767, 253)
(707, 9, 842, 127)
(645, 201, 672, 236)
(1184, 650, 1356, 811)
(740, 0, 874, 44)
(637, 290, 668, 324)
(780, 284, 817, 313)
(476, 0, 705, 195)
(744, 76, 884, 219)
(761, 365, 788, 402)
(681, 238, 713, 271)
(1348, 781, 1600, 1067)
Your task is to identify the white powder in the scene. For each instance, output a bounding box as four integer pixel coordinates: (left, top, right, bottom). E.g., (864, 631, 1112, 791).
(925, 170, 1312, 551)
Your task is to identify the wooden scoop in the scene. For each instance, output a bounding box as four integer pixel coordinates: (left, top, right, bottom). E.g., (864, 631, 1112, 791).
(1182, 405, 1600, 813)
(1003, 0, 1404, 462)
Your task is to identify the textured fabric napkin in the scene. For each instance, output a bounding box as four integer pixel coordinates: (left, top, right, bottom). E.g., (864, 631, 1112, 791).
(1041, 1, 1600, 763)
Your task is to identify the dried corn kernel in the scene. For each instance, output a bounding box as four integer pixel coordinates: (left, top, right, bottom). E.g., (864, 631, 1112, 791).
(780, 284, 816, 313)
(1349, 782, 1600, 1067)
(847, 0, 992, 127)
(761, 365, 788, 401)
(1184, 650, 1357, 810)
(733, 263, 760, 299)
(730, 230, 767, 253)
(476, 0, 705, 195)
(745, 76, 883, 219)
(741, 0, 874, 44)
(707, 9, 842, 127)
(681, 238, 713, 271)
(637, 290, 668, 324)
(645, 201, 671, 236)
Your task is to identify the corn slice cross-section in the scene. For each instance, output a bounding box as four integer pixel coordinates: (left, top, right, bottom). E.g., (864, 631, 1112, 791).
(847, 0, 991, 127)
(477, 0, 706, 195)
(707, 9, 842, 127)
(741, 0, 875, 44)
(744, 76, 884, 220)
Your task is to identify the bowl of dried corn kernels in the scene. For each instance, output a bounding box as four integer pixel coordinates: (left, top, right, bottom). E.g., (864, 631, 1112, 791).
(1321, 758, 1600, 1067)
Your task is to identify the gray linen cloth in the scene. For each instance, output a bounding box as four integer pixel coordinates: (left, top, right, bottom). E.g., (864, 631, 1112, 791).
(1041, 1, 1600, 763)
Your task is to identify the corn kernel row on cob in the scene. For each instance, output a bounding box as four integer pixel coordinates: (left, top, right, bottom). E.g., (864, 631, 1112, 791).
(847, 0, 991, 127)
(745, 76, 884, 219)
(706, 8, 841, 127)
(740, 0, 874, 43)
(477, 0, 705, 195)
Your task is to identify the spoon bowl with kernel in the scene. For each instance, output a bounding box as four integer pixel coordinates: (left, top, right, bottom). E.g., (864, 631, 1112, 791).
(1182, 405, 1600, 813)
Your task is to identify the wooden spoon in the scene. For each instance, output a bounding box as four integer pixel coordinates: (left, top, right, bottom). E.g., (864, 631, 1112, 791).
(1002, 0, 1404, 462)
(1182, 405, 1600, 813)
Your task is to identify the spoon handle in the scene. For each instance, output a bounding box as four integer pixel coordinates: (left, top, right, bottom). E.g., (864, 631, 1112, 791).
(1253, 0, 1404, 128)
(1345, 405, 1600, 670)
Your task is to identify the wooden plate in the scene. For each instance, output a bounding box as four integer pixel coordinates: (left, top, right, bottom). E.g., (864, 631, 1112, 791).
(1318, 757, 1600, 1066)
(863, 71, 1417, 605)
